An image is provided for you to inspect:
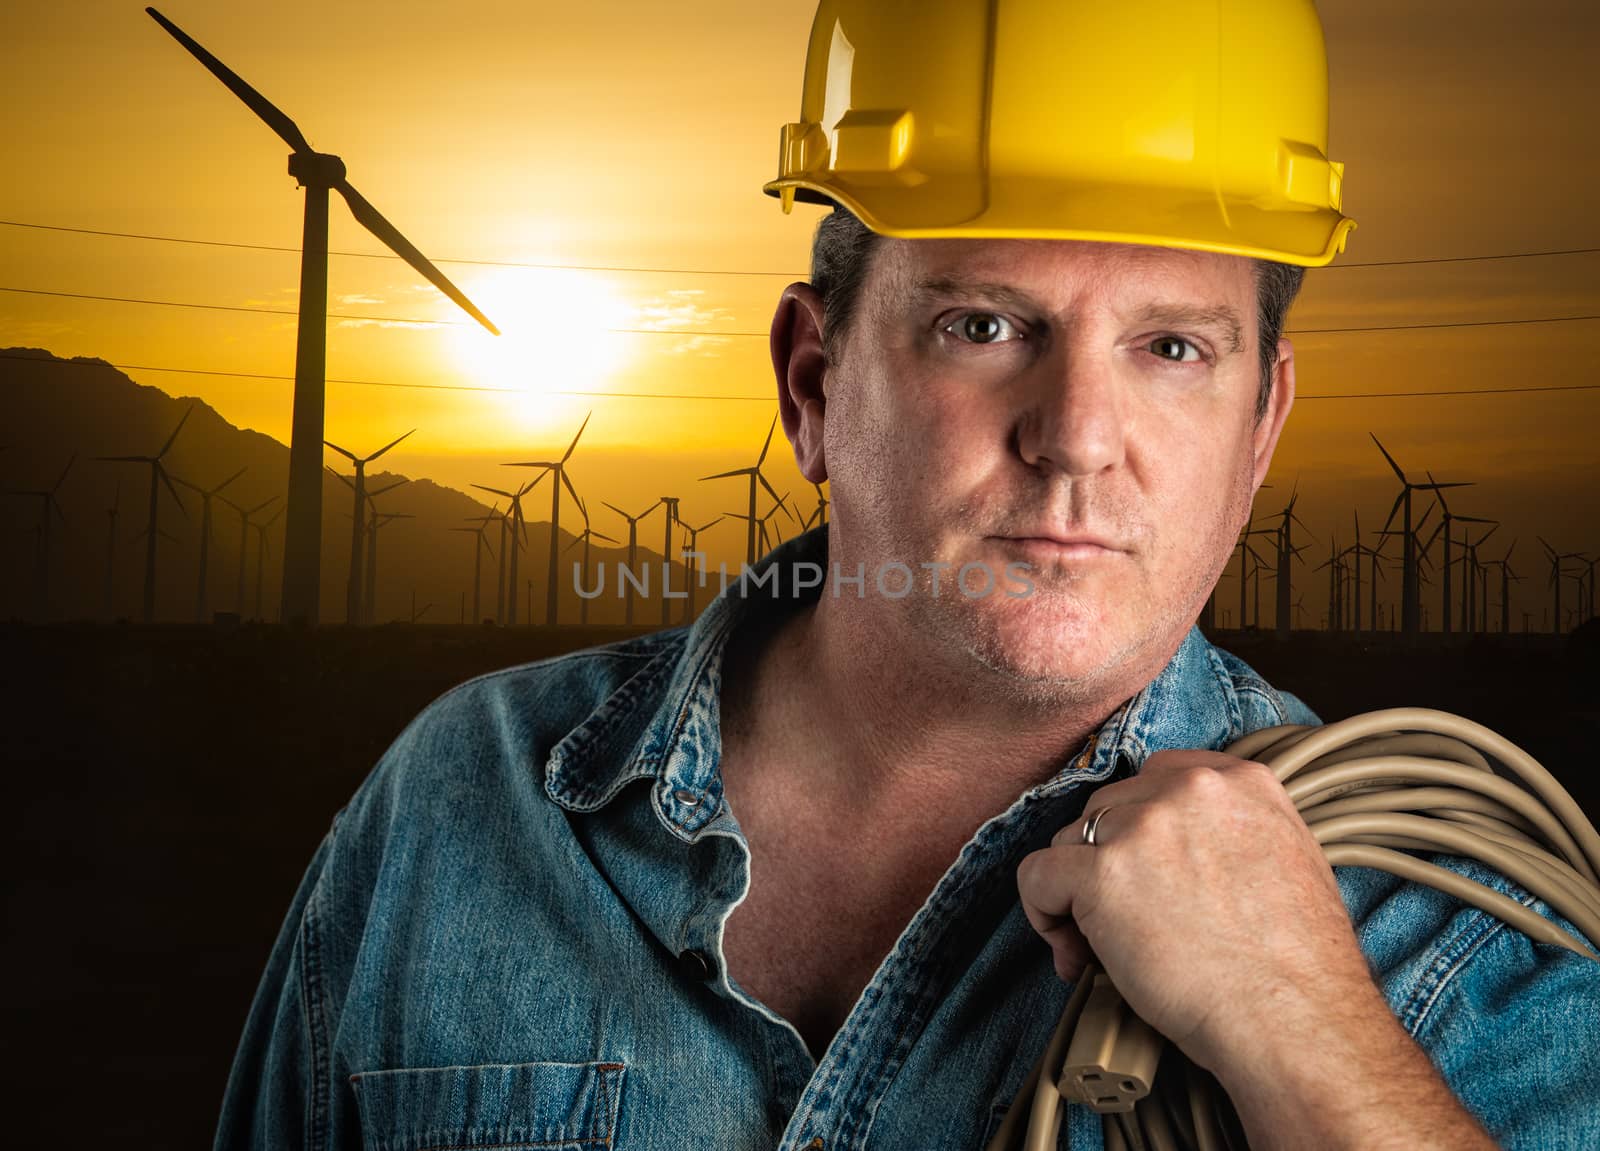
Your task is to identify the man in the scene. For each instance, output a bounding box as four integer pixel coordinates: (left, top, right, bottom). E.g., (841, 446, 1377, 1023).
(215, 2, 1598, 1149)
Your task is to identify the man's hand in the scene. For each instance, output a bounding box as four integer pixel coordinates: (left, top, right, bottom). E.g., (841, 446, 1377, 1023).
(1016, 749, 1374, 1070)
(1015, 750, 1499, 1150)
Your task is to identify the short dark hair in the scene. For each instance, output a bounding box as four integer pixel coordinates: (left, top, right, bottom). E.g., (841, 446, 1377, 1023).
(809, 205, 1304, 422)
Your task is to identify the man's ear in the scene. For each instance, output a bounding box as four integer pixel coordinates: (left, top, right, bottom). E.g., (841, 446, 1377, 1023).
(770, 281, 828, 483)
(1250, 336, 1296, 492)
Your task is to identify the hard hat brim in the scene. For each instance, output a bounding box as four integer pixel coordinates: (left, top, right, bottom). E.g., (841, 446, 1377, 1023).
(764, 178, 1356, 269)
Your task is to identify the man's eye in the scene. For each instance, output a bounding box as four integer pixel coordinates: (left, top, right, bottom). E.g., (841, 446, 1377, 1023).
(943, 312, 1021, 345)
(1149, 335, 1203, 363)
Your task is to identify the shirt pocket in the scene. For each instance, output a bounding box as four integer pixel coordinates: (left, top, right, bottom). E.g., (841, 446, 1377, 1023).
(349, 1060, 627, 1151)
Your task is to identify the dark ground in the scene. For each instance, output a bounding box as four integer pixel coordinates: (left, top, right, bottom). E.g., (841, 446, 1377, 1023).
(3, 620, 1597, 1146)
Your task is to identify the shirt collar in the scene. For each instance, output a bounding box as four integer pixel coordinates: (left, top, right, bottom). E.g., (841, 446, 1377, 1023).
(544, 522, 1247, 827)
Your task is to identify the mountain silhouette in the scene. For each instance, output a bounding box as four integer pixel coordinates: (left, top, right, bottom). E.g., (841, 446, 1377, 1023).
(0, 348, 694, 625)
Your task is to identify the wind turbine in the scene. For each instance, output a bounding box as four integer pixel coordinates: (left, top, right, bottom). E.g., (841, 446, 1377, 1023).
(219, 493, 279, 616)
(145, 8, 497, 626)
(702, 414, 785, 567)
(362, 479, 410, 625)
(364, 510, 413, 625)
(725, 495, 795, 558)
(1370, 435, 1469, 634)
(1486, 540, 1522, 635)
(1537, 537, 1584, 635)
(172, 465, 247, 622)
(561, 497, 617, 626)
(1269, 483, 1312, 639)
(96, 405, 192, 623)
(325, 430, 413, 625)
(5, 454, 74, 619)
(450, 515, 497, 626)
(250, 504, 284, 621)
(504, 412, 592, 627)
(603, 499, 663, 625)
(472, 478, 537, 626)
(678, 515, 723, 624)
(801, 481, 830, 530)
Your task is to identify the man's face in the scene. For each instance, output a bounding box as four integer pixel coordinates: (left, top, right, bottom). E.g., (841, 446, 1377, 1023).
(819, 236, 1293, 700)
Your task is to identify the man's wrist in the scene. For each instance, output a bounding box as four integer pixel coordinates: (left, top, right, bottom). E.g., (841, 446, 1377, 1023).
(1198, 981, 1496, 1151)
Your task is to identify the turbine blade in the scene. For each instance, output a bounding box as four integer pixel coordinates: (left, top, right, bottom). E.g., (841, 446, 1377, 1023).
(145, 8, 313, 153)
(756, 413, 778, 466)
(504, 460, 557, 469)
(563, 411, 593, 462)
(757, 473, 783, 506)
(52, 454, 76, 493)
(367, 429, 415, 462)
(94, 455, 154, 464)
(1369, 433, 1406, 484)
(560, 468, 580, 511)
(158, 405, 194, 459)
(157, 464, 188, 519)
(334, 180, 499, 334)
(602, 501, 629, 519)
(472, 483, 514, 499)
(324, 440, 358, 463)
(217, 465, 247, 493)
(593, 531, 619, 544)
(701, 467, 752, 481)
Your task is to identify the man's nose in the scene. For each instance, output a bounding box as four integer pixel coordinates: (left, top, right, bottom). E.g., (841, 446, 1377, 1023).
(1014, 344, 1128, 477)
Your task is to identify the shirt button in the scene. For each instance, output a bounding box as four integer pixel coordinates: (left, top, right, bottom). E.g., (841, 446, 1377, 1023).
(678, 948, 716, 982)
(672, 788, 702, 807)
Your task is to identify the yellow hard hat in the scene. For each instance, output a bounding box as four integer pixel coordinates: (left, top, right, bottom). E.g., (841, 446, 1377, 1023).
(764, 0, 1355, 266)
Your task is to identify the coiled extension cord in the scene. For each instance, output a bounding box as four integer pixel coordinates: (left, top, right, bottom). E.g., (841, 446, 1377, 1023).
(986, 707, 1600, 1151)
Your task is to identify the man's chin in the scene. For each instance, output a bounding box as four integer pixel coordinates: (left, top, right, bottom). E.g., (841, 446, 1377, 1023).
(929, 593, 1129, 692)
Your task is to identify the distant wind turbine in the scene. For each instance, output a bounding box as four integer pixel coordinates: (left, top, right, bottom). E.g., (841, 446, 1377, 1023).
(362, 479, 410, 625)
(603, 499, 663, 625)
(145, 8, 496, 625)
(472, 479, 536, 626)
(219, 493, 279, 616)
(504, 412, 592, 626)
(657, 496, 681, 625)
(678, 515, 723, 624)
(561, 497, 617, 626)
(325, 430, 413, 625)
(96, 405, 193, 623)
(5, 454, 74, 619)
(172, 465, 247, 622)
(450, 514, 497, 626)
(250, 504, 284, 621)
(1370, 435, 1469, 634)
(701, 414, 785, 567)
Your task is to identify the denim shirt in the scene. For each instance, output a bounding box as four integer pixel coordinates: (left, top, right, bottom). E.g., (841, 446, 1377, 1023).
(214, 523, 1600, 1151)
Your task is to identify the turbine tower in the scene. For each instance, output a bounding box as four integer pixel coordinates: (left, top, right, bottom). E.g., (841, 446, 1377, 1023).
(362, 479, 410, 625)
(450, 515, 497, 626)
(504, 412, 592, 626)
(145, 8, 497, 626)
(96, 406, 193, 623)
(658, 496, 681, 625)
(250, 504, 284, 621)
(325, 430, 413, 625)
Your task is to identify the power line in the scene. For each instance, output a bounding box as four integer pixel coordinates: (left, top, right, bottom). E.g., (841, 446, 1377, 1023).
(0, 286, 769, 337)
(0, 352, 773, 401)
(3, 351, 1594, 402)
(0, 220, 809, 278)
(6, 283, 1599, 340)
(5, 217, 1599, 275)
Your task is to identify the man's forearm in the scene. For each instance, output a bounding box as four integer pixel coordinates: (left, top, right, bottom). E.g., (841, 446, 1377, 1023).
(1208, 983, 1497, 1151)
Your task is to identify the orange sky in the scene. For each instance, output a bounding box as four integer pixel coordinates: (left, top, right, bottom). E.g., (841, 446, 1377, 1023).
(2, 0, 1596, 598)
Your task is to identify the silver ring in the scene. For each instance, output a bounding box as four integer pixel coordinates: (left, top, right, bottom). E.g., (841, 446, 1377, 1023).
(1081, 806, 1111, 847)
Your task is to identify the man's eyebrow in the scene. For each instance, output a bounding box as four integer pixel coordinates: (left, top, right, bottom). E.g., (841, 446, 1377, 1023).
(1131, 303, 1247, 355)
(909, 275, 1043, 315)
(910, 276, 1247, 354)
